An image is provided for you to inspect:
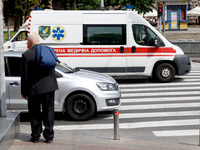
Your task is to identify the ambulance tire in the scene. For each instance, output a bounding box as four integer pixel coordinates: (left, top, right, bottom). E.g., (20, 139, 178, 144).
(155, 63, 175, 82)
(65, 93, 95, 121)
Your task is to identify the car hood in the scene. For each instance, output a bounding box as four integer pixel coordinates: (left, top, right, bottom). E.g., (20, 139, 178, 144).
(63, 69, 116, 83)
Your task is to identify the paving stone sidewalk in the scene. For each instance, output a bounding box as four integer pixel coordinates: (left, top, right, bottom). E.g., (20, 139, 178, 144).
(9, 124, 200, 150)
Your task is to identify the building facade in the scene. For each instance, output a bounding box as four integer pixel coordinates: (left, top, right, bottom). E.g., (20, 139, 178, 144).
(158, 0, 190, 30)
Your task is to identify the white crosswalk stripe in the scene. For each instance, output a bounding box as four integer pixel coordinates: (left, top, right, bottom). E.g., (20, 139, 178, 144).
(121, 97, 200, 103)
(55, 63, 200, 138)
(104, 111, 200, 119)
(122, 91, 200, 97)
(121, 86, 200, 92)
(119, 67, 200, 137)
(120, 103, 200, 110)
(54, 119, 200, 131)
(153, 130, 200, 137)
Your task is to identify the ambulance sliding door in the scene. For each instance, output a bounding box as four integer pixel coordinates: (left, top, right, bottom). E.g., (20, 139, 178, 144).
(82, 13, 127, 76)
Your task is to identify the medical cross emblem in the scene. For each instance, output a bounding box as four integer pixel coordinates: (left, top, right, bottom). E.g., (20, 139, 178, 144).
(51, 26, 66, 41)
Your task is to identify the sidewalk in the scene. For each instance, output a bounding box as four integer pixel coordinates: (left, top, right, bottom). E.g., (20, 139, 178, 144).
(164, 28, 200, 41)
(9, 123, 200, 150)
(165, 27, 200, 33)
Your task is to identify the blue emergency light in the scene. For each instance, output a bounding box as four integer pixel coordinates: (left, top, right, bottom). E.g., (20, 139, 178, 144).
(125, 5, 134, 9)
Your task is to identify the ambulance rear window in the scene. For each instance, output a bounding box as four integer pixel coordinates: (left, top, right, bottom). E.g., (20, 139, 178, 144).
(83, 25, 126, 45)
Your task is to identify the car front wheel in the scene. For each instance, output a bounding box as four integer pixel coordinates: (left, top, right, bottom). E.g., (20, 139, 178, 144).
(65, 93, 95, 121)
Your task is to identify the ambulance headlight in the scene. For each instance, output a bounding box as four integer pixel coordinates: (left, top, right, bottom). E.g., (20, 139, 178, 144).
(96, 82, 118, 91)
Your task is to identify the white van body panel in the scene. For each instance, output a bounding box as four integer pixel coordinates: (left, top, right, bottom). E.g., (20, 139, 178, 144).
(27, 10, 191, 82)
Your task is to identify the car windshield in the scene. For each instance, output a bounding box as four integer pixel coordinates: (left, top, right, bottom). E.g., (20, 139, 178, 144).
(56, 63, 75, 73)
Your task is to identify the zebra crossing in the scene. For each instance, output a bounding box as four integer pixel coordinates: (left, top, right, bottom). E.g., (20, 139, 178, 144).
(119, 62, 200, 137)
(54, 62, 200, 137)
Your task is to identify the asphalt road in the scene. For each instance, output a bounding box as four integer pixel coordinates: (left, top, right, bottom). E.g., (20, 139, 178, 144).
(18, 61, 200, 147)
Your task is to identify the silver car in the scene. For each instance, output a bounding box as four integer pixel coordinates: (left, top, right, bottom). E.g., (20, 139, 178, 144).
(4, 51, 121, 120)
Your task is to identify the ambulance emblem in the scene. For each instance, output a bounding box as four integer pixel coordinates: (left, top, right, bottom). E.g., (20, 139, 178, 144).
(51, 26, 66, 41)
(38, 26, 51, 40)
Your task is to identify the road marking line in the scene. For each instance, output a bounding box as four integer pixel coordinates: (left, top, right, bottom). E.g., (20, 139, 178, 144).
(153, 130, 199, 137)
(120, 103, 200, 110)
(121, 87, 200, 92)
(54, 119, 200, 131)
(121, 96, 200, 103)
(104, 111, 200, 119)
(184, 76, 200, 79)
(119, 82, 200, 88)
(121, 91, 200, 97)
(181, 79, 200, 81)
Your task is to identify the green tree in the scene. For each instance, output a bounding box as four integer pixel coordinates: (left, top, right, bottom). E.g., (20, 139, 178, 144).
(14, 0, 38, 31)
(15, 0, 52, 20)
(4, 0, 52, 31)
(76, 0, 99, 10)
(61, 0, 99, 10)
(40, 0, 52, 9)
(4, 0, 155, 31)
(60, 0, 155, 14)
(134, 0, 155, 14)
(103, 0, 155, 14)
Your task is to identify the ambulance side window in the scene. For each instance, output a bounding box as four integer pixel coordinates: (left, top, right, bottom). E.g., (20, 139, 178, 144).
(132, 25, 147, 46)
(147, 28, 157, 46)
(132, 25, 157, 46)
(83, 25, 126, 45)
(12, 31, 28, 42)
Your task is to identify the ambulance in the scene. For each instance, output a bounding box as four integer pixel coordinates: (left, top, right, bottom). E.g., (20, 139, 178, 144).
(27, 10, 191, 82)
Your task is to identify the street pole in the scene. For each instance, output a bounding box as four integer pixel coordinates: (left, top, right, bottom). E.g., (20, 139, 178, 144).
(100, 0, 104, 10)
(7, 23, 10, 40)
(0, 0, 7, 117)
(113, 108, 120, 140)
(163, 5, 165, 37)
(199, 116, 200, 146)
(159, 17, 161, 33)
(143, 0, 145, 18)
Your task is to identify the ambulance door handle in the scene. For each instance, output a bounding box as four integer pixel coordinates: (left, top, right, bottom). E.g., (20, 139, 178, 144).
(120, 46, 124, 53)
(132, 46, 136, 53)
(10, 82, 19, 86)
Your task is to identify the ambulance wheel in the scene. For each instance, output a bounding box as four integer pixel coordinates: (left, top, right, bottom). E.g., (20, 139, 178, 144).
(65, 93, 95, 121)
(155, 63, 175, 82)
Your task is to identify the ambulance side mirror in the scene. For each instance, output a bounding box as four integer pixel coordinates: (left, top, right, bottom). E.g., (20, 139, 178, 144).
(154, 36, 165, 47)
(154, 36, 160, 47)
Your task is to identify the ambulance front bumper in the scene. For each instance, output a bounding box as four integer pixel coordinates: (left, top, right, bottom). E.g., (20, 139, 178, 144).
(174, 54, 191, 76)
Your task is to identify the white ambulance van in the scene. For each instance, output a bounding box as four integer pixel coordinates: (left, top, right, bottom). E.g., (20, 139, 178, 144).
(28, 10, 191, 82)
(3, 20, 28, 51)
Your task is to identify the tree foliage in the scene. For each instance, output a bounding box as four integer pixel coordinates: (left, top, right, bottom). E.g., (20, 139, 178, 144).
(60, 0, 100, 10)
(60, 0, 155, 14)
(103, 0, 155, 14)
(134, 0, 155, 14)
(3, 0, 155, 31)
(4, 0, 52, 31)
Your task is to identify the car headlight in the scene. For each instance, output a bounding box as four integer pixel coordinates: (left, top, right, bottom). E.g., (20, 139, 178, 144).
(96, 82, 118, 91)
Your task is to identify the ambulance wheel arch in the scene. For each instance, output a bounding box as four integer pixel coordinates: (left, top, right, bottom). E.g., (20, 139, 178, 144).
(64, 91, 96, 121)
(152, 61, 178, 82)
